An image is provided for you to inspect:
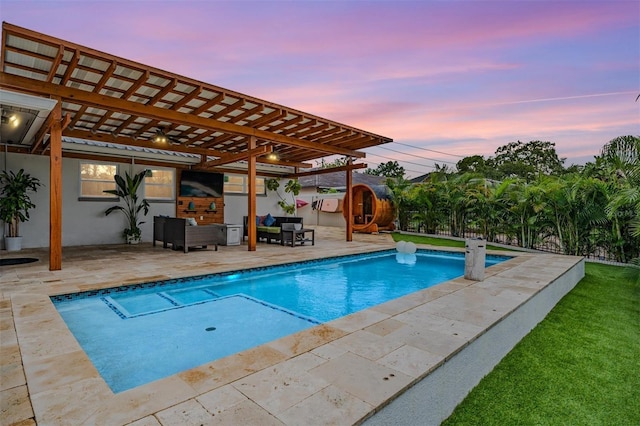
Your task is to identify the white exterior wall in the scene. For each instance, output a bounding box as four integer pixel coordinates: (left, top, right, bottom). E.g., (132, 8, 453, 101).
(296, 189, 346, 228)
(0, 152, 283, 249)
(223, 190, 285, 226)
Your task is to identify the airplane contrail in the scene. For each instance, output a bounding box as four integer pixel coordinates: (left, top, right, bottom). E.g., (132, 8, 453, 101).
(497, 91, 638, 105)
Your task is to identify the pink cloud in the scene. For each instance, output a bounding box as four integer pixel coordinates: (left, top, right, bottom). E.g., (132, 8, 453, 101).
(1, 0, 637, 177)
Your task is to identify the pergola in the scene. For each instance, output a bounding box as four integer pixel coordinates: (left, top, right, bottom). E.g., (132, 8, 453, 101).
(0, 22, 392, 270)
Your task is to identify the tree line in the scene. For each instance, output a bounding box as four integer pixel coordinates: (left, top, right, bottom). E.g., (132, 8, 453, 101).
(369, 136, 639, 265)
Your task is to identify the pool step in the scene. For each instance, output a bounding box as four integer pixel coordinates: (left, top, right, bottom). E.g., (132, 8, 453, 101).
(103, 287, 222, 318)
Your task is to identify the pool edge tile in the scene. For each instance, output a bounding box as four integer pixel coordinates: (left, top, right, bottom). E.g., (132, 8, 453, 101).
(266, 324, 348, 358)
(178, 344, 289, 394)
(82, 375, 198, 425)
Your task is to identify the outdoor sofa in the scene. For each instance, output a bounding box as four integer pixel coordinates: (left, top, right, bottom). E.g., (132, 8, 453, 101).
(242, 215, 304, 244)
(153, 216, 225, 253)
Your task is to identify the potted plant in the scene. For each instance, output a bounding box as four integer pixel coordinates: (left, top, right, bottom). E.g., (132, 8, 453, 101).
(104, 170, 150, 244)
(0, 169, 41, 251)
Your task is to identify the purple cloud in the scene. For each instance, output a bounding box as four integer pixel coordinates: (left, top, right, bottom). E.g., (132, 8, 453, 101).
(2, 0, 638, 176)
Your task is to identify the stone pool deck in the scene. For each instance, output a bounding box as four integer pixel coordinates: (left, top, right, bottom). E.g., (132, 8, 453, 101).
(0, 227, 584, 425)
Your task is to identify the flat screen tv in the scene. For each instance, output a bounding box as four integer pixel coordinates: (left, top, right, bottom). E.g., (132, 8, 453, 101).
(180, 170, 224, 198)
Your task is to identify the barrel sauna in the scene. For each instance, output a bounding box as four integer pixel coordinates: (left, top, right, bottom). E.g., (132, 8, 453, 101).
(342, 184, 396, 233)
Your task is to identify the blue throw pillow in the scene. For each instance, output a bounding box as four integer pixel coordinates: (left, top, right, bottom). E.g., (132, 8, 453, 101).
(263, 213, 276, 227)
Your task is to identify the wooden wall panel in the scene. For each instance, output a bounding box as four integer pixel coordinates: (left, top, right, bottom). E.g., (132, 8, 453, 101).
(176, 196, 223, 225)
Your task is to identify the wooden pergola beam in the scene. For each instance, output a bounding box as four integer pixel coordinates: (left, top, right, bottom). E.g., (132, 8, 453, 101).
(0, 72, 365, 158)
(259, 158, 313, 169)
(30, 111, 55, 154)
(291, 162, 367, 178)
(31, 112, 71, 154)
(200, 145, 271, 168)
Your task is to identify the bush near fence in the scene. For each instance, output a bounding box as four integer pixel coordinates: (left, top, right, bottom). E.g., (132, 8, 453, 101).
(401, 213, 627, 263)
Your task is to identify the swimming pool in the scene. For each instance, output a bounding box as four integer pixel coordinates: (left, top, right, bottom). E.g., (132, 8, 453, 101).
(52, 249, 507, 392)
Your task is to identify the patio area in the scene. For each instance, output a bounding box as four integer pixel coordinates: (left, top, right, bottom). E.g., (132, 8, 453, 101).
(1, 227, 584, 425)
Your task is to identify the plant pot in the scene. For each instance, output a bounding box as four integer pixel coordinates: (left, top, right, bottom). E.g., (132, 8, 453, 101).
(5, 236, 23, 251)
(126, 235, 140, 245)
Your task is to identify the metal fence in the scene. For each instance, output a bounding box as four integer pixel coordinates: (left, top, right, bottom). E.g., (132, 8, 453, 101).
(401, 213, 630, 263)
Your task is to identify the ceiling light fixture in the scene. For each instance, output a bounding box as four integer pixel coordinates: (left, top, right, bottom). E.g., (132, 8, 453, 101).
(1, 113, 19, 127)
(266, 152, 279, 161)
(8, 114, 19, 127)
(153, 128, 168, 144)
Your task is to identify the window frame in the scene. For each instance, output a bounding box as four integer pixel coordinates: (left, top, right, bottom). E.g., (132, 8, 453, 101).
(223, 174, 266, 196)
(143, 167, 176, 202)
(78, 161, 119, 201)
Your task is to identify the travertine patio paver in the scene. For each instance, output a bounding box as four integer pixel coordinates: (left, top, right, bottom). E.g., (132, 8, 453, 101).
(309, 352, 413, 406)
(0, 227, 583, 425)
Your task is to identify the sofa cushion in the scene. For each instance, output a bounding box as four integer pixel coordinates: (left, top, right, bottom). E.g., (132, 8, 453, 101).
(257, 226, 281, 234)
(263, 213, 276, 227)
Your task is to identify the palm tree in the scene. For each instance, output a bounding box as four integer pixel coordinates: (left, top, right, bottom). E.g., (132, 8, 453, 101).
(386, 177, 414, 230)
(104, 170, 150, 243)
(571, 136, 639, 264)
(441, 174, 475, 237)
(503, 178, 548, 249)
(540, 175, 607, 256)
(463, 176, 508, 242)
(599, 136, 640, 263)
(409, 176, 448, 234)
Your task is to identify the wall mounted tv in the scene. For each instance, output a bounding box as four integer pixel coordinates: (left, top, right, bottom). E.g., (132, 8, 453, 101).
(179, 170, 224, 198)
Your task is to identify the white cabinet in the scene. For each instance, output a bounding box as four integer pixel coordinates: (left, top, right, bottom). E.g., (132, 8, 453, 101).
(224, 224, 242, 246)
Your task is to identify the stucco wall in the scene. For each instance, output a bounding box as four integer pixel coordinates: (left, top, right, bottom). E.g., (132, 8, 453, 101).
(296, 190, 346, 228)
(0, 152, 283, 249)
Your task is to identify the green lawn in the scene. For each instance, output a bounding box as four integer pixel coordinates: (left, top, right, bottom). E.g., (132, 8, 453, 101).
(391, 232, 517, 252)
(442, 262, 639, 425)
(394, 233, 639, 424)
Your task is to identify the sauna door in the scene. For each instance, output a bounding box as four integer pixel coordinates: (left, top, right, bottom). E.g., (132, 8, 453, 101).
(363, 191, 373, 223)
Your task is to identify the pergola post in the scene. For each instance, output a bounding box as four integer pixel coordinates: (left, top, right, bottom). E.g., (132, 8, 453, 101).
(247, 136, 257, 251)
(0, 23, 393, 270)
(346, 157, 353, 242)
(49, 99, 63, 270)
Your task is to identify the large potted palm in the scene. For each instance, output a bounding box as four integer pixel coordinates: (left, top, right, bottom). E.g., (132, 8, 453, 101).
(104, 170, 150, 244)
(0, 169, 41, 251)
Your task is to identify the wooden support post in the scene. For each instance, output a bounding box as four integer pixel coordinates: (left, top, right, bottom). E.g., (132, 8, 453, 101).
(247, 136, 257, 251)
(346, 157, 353, 242)
(49, 100, 63, 270)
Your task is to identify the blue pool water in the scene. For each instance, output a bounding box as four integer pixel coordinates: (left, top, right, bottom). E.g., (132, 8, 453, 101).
(52, 249, 507, 392)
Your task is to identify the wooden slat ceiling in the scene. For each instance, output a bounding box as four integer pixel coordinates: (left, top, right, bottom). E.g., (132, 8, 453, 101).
(0, 22, 392, 172)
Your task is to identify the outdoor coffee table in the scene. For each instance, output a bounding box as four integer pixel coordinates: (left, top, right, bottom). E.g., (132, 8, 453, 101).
(281, 228, 315, 247)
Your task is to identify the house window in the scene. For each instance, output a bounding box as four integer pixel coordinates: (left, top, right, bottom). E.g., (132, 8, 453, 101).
(224, 175, 245, 194)
(144, 168, 175, 200)
(223, 175, 266, 195)
(79, 162, 118, 198)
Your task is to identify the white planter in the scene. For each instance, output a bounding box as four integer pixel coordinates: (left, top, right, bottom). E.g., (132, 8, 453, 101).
(5, 236, 23, 251)
(126, 236, 140, 245)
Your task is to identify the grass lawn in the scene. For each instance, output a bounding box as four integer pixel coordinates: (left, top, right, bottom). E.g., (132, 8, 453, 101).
(391, 232, 517, 252)
(442, 262, 639, 425)
(395, 233, 639, 424)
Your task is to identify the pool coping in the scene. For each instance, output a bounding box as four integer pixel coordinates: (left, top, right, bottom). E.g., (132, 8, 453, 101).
(9, 246, 584, 425)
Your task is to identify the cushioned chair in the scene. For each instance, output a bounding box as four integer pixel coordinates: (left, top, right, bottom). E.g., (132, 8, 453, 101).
(280, 222, 314, 247)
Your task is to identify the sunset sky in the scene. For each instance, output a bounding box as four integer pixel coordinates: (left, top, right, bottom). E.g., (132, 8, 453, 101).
(2, 0, 638, 177)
